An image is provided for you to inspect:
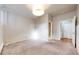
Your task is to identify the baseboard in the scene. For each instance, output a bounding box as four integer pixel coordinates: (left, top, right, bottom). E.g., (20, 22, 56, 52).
(4, 38, 31, 46)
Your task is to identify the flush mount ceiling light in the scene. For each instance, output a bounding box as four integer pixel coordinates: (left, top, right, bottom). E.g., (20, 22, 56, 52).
(32, 8, 44, 16)
(27, 4, 50, 16)
(32, 4, 45, 16)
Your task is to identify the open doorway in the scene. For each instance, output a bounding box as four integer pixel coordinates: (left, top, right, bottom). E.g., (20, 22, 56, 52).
(60, 16, 77, 48)
(60, 20, 72, 39)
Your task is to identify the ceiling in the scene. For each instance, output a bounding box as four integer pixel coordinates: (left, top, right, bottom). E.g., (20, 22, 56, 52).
(47, 4, 76, 16)
(1, 4, 76, 19)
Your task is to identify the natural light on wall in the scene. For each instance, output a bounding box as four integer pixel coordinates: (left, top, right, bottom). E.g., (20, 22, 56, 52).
(31, 30, 39, 40)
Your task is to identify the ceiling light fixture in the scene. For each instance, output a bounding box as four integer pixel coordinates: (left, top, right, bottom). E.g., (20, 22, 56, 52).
(32, 4, 44, 16)
(27, 4, 50, 16)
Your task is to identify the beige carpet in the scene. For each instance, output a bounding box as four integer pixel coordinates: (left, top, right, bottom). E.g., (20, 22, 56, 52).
(2, 40, 78, 55)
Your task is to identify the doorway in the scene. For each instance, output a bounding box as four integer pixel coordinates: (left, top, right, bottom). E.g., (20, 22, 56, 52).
(60, 20, 72, 39)
(60, 16, 77, 48)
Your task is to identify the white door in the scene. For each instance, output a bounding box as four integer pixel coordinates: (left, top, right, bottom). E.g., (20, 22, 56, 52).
(72, 16, 76, 47)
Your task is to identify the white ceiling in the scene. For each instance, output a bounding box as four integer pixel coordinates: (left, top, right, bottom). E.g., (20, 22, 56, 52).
(47, 4, 76, 16)
(1, 4, 76, 19)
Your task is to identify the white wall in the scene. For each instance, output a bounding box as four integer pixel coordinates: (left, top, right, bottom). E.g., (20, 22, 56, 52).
(0, 9, 4, 53)
(77, 25, 79, 53)
(76, 5, 79, 53)
(2, 7, 48, 45)
(4, 10, 34, 45)
(34, 14, 48, 42)
(52, 11, 76, 40)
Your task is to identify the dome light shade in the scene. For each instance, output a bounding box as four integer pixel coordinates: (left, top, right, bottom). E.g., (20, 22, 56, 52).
(32, 4, 44, 16)
(32, 9, 44, 16)
(27, 4, 50, 16)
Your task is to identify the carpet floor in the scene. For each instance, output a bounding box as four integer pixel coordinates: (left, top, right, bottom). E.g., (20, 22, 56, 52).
(2, 40, 78, 55)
